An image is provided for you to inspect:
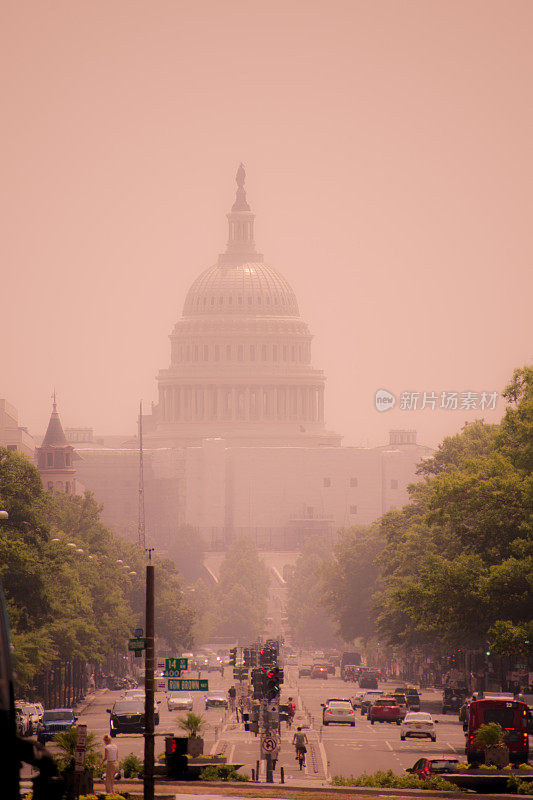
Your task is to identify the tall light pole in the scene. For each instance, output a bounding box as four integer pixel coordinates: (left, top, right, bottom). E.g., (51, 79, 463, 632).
(144, 549, 155, 800)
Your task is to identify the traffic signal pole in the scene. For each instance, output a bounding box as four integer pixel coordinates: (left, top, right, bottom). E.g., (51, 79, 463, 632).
(144, 557, 155, 800)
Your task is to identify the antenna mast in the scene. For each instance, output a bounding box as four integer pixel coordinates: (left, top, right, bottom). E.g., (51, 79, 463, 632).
(138, 400, 146, 549)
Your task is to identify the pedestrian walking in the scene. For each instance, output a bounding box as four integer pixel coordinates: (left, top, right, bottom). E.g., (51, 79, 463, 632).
(103, 734, 119, 794)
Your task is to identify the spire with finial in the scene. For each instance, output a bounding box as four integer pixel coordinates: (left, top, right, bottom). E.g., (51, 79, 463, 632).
(42, 392, 68, 447)
(219, 164, 262, 266)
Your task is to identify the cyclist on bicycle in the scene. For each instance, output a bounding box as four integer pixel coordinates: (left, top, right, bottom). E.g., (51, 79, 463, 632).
(292, 727, 308, 767)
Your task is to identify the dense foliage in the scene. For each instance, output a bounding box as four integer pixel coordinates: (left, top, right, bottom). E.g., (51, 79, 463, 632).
(0, 452, 195, 692)
(375, 366, 533, 652)
(285, 536, 339, 646)
(213, 537, 269, 639)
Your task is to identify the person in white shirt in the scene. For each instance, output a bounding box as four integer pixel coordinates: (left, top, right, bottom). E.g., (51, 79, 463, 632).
(103, 734, 119, 793)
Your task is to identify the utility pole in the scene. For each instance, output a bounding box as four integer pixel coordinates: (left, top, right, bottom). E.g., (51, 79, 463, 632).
(144, 550, 155, 800)
(138, 401, 146, 550)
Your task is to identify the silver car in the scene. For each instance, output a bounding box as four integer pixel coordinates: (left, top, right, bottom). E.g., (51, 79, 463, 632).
(167, 691, 193, 711)
(401, 711, 437, 741)
(322, 699, 356, 726)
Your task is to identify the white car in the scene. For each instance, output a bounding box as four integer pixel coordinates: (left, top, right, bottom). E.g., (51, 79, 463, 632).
(401, 711, 437, 742)
(322, 698, 355, 726)
(167, 691, 193, 711)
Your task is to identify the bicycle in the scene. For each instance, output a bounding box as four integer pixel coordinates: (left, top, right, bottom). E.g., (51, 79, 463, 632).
(296, 746, 306, 770)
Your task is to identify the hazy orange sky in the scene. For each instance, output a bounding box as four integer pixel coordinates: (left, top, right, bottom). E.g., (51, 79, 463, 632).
(2, 0, 532, 447)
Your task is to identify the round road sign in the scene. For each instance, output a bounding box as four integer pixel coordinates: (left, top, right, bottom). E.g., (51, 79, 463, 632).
(261, 736, 277, 753)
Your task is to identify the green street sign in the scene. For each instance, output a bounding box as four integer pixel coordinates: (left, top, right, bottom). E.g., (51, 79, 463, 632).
(128, 637, 145, 652)
(165, 657, 188, 672)
(167, 679, 208, 691)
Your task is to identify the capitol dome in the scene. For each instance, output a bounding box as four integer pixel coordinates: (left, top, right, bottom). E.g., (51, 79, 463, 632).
(151, 166, 341, 448)
(183, 261, 299, 317)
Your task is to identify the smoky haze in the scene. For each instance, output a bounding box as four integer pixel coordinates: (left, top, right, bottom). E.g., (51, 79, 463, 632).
(1, 0, 532, 446)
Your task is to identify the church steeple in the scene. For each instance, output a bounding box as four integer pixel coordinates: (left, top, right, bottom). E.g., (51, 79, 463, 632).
(36, 395, 76, 494)
(218, 164, 262, 266)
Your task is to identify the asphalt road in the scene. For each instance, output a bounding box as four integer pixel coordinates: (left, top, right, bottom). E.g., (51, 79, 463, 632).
(67, 666, 468, 786)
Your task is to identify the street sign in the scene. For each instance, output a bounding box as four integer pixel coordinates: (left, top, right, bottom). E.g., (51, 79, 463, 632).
(128, 637, 145, 651)
(75, 724, 88, 773)
(167, 679, 208, 691)
(134, 627, 144, 637)
(261, 735, 278, 756)
(164, 668, 182, 678)
(165, 657, 188, 672)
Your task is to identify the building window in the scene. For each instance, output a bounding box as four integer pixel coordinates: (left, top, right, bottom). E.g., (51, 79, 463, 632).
(291, 345, 295, 361)
(203, 344, 209, 360)
(47, 453, 53, 467)
(238, 296, 243, 304)
(272, 345, 278, 361)
(65, 453, 71, 466)
(47, 482, 54, 491)
(7, 444, 17, 451)
(214, 345, 219, 361)
(323, 477, 331, 488)
(248, 296, 252, 304)
(226, 344, 231, 361)
(237, 344, 243, 361)
(390, 479, 398, 489)
(211, 296, 215, 305)
(283, 345, 288, 361)
(65, 482, 70, 493)
(261, 344, 267, 361)
(350, 477, 358, 487)
(194, 345, 198, 361)
(219, 296, 223, 304)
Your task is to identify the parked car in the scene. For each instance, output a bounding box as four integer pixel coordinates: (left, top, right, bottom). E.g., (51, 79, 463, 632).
(37, 709, 78, 743)
(370, 697, 402, 725)
(205, 691, 228, 709)
(167, 691, 194, 711)
(392, 692, 409, 719)
(401, 712, 437, 741)
(360, 690, 384, 716)
(298, 664, 312, 678)
(311, 665, 328, 679)
(406, 757, 460, 779)
(107, 699, 147, 736)
(322, 698, 355, 726)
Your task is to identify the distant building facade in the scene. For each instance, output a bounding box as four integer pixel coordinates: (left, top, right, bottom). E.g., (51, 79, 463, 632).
(0, 399, 34, 457)
(65, 168, 432, 550)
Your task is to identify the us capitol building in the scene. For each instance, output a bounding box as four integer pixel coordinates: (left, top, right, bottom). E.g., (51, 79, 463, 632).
(37, 167, 432, 554)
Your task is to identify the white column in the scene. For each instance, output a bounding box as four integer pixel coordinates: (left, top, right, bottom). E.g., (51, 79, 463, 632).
(318, 386, 324, 423)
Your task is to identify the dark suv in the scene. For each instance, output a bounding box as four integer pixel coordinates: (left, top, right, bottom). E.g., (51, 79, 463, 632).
(37, 709, 78, 743)
(107, 699, 146, 737)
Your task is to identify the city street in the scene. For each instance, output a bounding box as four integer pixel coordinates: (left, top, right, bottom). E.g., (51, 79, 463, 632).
(69, 665, 468, 785)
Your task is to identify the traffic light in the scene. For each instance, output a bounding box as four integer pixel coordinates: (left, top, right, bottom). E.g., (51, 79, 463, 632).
(251, 667, 266, 699)
(229, 647, 237, 666)
(266, 666, 284, 700)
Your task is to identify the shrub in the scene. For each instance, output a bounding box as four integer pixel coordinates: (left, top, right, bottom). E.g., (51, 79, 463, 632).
(176, 712, 206, 737)
(473, 722, 505, 749)
(120, 752, 143, 778)
(199, 764, 248, 781)
(331, 770, 458, 790)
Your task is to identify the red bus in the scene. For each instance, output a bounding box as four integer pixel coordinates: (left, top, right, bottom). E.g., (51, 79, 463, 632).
(466, 698, 529, 764)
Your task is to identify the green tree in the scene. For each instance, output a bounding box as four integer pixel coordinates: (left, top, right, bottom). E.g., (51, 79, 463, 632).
(286, 536, 338, 647)
(214, 538, 268, 639)
(322, 525, 383, 642)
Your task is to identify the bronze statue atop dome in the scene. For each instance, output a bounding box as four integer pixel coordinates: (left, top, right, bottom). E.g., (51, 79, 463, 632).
(236, 163, 246, 188)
